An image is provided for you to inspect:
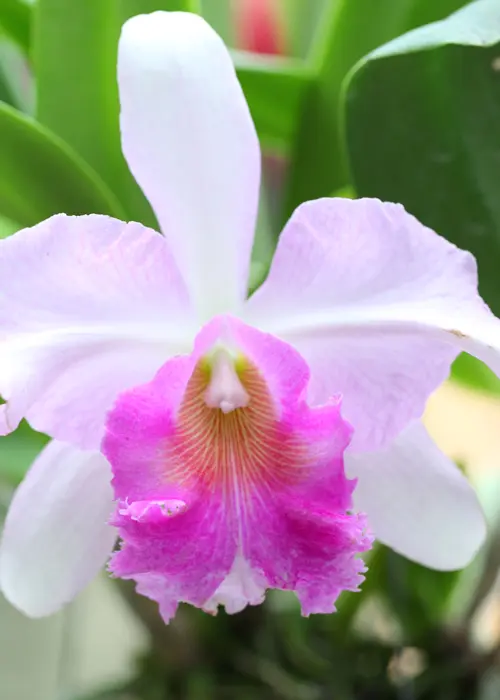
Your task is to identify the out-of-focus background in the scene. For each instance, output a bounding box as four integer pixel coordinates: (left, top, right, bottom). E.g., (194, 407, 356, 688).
(2, 0, 500, 698)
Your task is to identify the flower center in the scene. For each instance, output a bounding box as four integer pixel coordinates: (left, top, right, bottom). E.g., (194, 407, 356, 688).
(204, 349, 249, 413)
(164, 349, 306, 501)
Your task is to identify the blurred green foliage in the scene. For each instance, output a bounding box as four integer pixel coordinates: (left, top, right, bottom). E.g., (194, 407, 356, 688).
(74, 555, 498, 699)
(0, 101, 123, 225)
(0, 0, 500, 698)
(35, 0, 157, 227)
(0, 0, 31, 53)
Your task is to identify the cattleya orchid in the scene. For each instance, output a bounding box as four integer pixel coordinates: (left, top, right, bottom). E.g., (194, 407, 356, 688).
(0, 11, 497, 621)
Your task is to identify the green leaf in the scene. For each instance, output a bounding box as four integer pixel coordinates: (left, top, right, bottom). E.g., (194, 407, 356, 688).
(452, 353, 500, 394)
(344, 0, 500, 316)
(234, 52, 312, 152)
(34, 0, 118, 181)
(118, 0, 201, 20)
(200, 0, 231, 45)
(35, 0, 201, 228)
(0, 101, 124, 226)
(282, 0, 328, 59)
(285, 0, 470, 221)
(249, 182, 278, 296)
(0, 42, 34, 112)
(0, 61, 18, 108)
(33, 1, 139, 227)
(0, 422, 48, 486)
(0, 213, 19, 238)
(0, 0, 32, 54)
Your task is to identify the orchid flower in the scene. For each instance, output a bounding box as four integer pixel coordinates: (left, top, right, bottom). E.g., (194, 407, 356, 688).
(0, 11, 496, 621)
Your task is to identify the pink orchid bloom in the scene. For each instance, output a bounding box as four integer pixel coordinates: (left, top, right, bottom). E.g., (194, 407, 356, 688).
(103, 317, 371, 620)
(0, 11, 496, 620)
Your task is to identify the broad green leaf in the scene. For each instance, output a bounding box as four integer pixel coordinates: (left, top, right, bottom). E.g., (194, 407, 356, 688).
(233, 51, 312, 152)
(0, 0, 31, 54)
(0, 101, 124, 226)
(284, 0, 469, 221)
(344, 0, 500, 316)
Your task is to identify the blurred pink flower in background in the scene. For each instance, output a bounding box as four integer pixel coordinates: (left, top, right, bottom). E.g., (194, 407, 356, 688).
(233, 0, 287, 56)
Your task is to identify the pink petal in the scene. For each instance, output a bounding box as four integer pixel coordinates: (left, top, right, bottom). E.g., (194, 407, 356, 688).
(346, 422, 486, 570)
(118, 12, 260, 320)
(245, 197, 500, 451)
(0, 441, 116, 617)
(0, 214, 195, 448)
(103, 316, 370, 621)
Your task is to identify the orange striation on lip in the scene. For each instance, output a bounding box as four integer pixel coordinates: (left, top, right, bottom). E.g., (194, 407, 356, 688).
(163, 354, 310, 507)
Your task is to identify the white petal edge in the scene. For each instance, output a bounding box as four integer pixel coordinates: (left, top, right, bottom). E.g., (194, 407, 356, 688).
(0, 441, 116, 617)
(118, 12, 261, 320)
(346, 422, 486, 570)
